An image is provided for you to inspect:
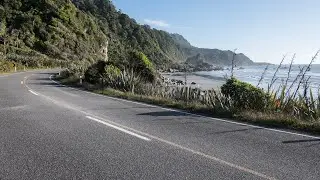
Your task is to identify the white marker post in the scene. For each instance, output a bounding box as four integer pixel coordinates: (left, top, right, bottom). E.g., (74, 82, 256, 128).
(79, 75, 83, 85)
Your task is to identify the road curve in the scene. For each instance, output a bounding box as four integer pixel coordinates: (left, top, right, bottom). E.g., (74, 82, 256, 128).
(0, 70, 319, 179)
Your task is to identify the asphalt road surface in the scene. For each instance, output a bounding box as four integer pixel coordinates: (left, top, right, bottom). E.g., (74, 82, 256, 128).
(0, 70, 320, 179)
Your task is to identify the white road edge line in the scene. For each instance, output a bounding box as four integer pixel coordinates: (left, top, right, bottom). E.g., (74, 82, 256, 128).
(28, 90, 39, 96)
(86, 116, 151, 141)
(27, 74, 274, 179)
(50, 73, 320, 140)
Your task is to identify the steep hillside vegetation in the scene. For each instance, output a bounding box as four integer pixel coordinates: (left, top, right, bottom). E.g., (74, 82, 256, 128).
(170, 33, 192, 48)
(0, 0, 254, 70)
(1, 0, 186, 69)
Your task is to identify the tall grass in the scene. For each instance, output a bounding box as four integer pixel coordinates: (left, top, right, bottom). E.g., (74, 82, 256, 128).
(260, 50, 320, 120)
(136, 85, 231, 111)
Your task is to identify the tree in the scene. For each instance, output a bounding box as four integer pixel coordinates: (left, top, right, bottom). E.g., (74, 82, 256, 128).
(124, 51, 156, 93)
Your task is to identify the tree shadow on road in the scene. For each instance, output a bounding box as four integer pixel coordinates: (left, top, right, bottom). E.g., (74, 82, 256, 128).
(137, 111, 194, 117)
(34, 72, 55, 75)
(209, 127, 263, 135)
(28, 82, 64, 87)
(282, 139, 320, 144)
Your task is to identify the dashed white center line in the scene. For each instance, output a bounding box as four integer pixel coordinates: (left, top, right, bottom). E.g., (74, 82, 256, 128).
(86, 116, 151, 141)
(28, 90, 39, 96)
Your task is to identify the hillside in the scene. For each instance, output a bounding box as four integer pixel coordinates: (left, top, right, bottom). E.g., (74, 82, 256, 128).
(170, 33, 192, 48)
(1, 0, 254, 70)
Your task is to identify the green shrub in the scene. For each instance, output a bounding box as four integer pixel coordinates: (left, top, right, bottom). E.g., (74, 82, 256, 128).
(104, 64, 121, 87)
(58, 3, 77, 22)
(0, 59, 27, 72)
(128, 51, 157, 83)
(84, 60, 106, 84)
(221, 78, 270, 111)
(0, 59, 13, 72)
(59, 69, 71, 79)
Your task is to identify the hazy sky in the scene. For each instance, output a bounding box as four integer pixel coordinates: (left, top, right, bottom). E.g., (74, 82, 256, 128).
(113, 0, 320, 64)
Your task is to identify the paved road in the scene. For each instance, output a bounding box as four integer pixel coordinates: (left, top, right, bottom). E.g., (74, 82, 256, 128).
(0, 70, 320, 179)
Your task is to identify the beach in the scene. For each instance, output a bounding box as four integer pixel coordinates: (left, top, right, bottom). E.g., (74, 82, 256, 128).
(162, 72, 226, 90)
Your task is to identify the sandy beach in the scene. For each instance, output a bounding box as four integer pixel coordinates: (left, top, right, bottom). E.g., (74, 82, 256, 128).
(162, 72, 226, 90)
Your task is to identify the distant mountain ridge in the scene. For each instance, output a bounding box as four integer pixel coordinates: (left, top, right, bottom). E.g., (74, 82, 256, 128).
(170, 34, 255, 66)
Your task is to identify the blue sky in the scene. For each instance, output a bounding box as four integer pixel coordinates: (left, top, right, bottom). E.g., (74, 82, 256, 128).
(113, 0, 320, 64)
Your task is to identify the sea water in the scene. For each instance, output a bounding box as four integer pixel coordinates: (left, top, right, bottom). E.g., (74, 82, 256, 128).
(196, 64, 320, 94)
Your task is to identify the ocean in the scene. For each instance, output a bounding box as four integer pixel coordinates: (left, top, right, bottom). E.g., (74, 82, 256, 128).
(195, 64, 320, 94)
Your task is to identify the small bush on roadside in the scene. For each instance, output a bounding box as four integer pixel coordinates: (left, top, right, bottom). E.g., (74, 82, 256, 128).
(221, 78, 270, 111)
